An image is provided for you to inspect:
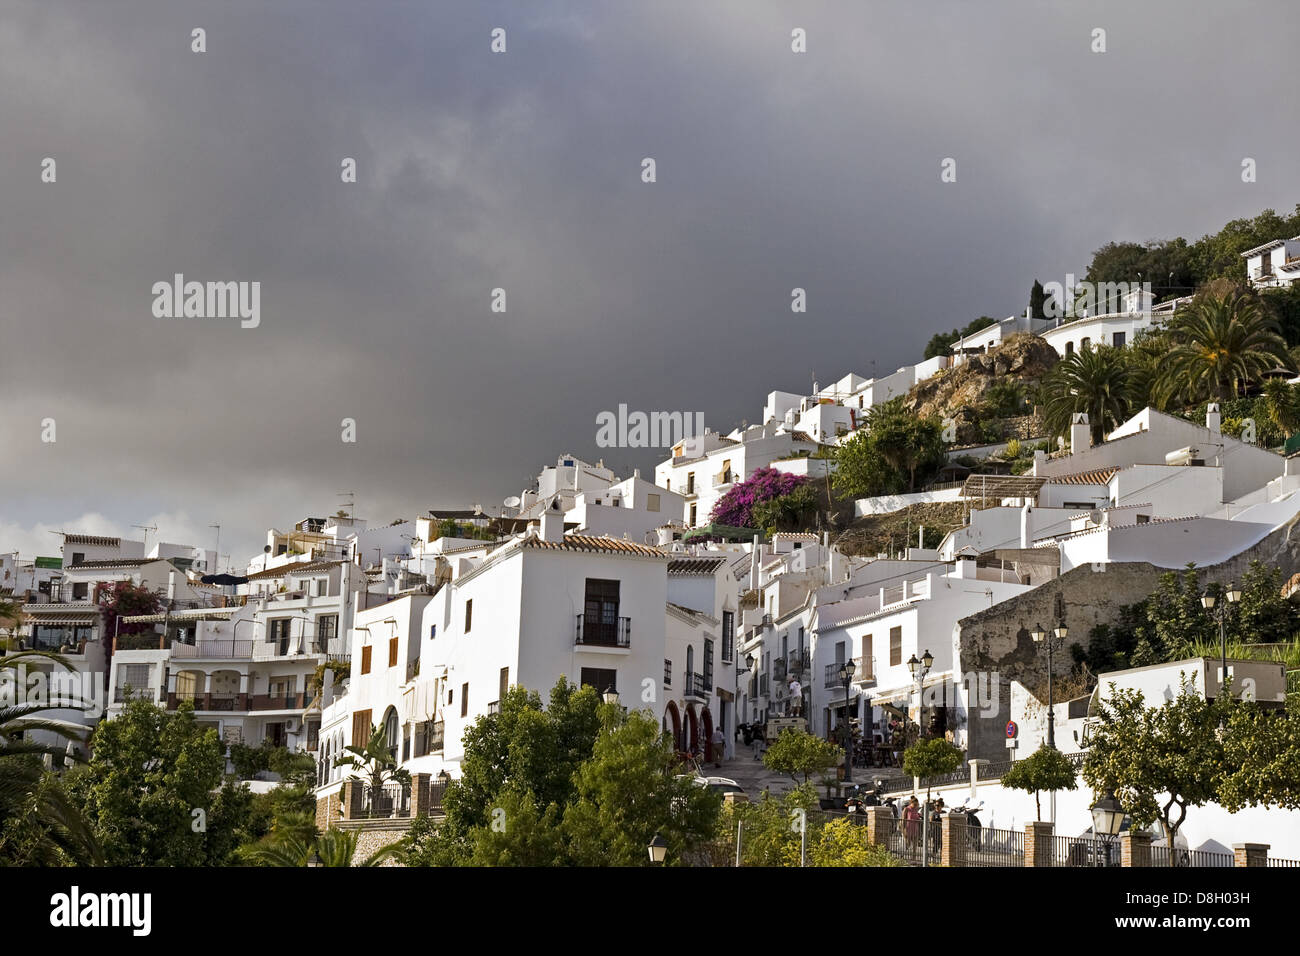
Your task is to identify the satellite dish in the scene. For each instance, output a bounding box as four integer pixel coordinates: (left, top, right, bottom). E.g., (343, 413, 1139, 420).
(263, 545, 272, 553)
(504, 496, 521, 509)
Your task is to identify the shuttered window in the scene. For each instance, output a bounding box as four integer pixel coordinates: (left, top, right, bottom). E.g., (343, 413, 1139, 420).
(352, 709, 371, 747)
(461, 682, 469, 717)
(360, 645, 372, 674)
(499, 667, 510, 700)
(889, 626, 902, 667)
(388, 636, 399, 667)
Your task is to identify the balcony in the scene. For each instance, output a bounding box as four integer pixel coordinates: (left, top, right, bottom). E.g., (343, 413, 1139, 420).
(788, 649, 810, 676)
(487, 700, 501, 715)
(712, 469, 733, 488)
(167, 693, 248, 711)
(823, 658, 875, 689)
(684, 671, 709, 700)
(575, 614, 631, 648)
(113, 687, 158, 703)
(759, 673, 769, 696)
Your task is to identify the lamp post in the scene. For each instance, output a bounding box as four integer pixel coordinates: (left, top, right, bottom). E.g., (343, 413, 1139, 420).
(906, 649, 934, 740)
(603, 685, 620, 707)
(307, 849, 322, 868)
(1031, 622, 1067, 749)
(736, 653, 754, 760)
(1201, 584, 1241, 701)
(839, 659, 857, 785)
(647, 832, 668, 865)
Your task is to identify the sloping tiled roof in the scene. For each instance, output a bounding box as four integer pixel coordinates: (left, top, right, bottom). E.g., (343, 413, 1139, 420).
(668, 557, 727, 575)
(1047, 467, 1119, 486)
(245, 559, 342, 581)
(520, 534, 667, 558)
(66, 558, 160, 570)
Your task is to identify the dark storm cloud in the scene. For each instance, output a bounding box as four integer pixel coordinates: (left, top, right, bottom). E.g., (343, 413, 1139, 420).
(2, 0, 1297, 562)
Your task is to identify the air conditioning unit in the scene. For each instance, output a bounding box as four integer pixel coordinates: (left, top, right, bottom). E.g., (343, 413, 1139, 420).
(285, 719, 302, 734)
(1164, 446, 1203, 467)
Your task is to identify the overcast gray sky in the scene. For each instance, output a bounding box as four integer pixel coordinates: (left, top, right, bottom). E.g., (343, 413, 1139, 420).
(2, 0, 1297, 567)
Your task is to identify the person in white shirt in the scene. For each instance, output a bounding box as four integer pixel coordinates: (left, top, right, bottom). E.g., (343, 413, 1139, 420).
(788, 677, 803, 716)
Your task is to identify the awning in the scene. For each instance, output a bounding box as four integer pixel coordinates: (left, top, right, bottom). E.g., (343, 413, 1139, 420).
(120, 608, 238, 624)
(23, 615, 98, 625)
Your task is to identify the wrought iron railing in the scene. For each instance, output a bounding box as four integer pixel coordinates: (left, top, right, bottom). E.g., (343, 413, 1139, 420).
(1150, 845, 1234, 868)
(684, 672, 708, 699)
(574, 614, 631, 648)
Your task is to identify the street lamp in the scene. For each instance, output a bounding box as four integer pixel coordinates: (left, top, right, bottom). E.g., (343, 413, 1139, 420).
(1090, 791, 1128, 837)
(603, 685, 620, 707)
(1202, 584, 1240, 701)
(906, 650, 934, 739)
(647, 832, 668, 865)
(1031, 622, 1067, 749)
(839, 658, 857, 785)
(735, 653, 754, 756)
(307, 849, 322, 868)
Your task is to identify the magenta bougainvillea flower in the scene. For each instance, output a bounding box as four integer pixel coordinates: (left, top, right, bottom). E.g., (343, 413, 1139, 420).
(709, 467, 809, 528)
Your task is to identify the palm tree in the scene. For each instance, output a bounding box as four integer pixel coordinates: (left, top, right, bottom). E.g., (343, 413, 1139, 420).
(1262, 379, 1300, 440)
(0, 598, 21, 648)
(1041, 345, 1133, 445)
(1159, 292, 1289, 403)
(334, 724, 411, 814)
(242, 826, 397, 866)
(0, 650, 101, 864)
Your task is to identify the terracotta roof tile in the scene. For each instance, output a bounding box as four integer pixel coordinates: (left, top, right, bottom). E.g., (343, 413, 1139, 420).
(521, 534, 667, 558)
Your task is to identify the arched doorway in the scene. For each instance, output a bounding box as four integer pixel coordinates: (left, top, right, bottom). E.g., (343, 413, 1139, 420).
(663, 700, 682, 753)
(701, 707, 715, 763)
(685, 706, 699, 757)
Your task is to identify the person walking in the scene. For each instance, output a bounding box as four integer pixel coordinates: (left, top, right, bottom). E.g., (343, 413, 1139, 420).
(903, 796, 922, 855)
(710, 727, 725, 768)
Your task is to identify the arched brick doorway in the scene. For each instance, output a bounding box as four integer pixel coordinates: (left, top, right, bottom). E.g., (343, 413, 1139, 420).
(685, 705, 699, 756)
(701, 707, 715, 763)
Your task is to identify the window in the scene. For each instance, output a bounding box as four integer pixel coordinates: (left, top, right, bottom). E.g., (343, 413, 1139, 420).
(71, 552, 85, 565)
(580, 667, 617, 695)
(687, 472, 695, 494)
(1112, 331, 1126, 348)
(269, 618, 292, 653)
(1136, 513, 1150, 524)
(583, 578, 621, 645)
(722, 611, 734, 662)
(360, 645, 372, 674)
(689, 504, 697, 525)
(862, 634, 873, 678)
(464, 600, 473, 633)
(1081, 336, 1091, 351)
(703, 639, 714, 691)
(646, 493, 660, 512)
(429, 624, 437, 640)
(382, 707, 399, 759)
(890, 626, 902, 667)
(1065, 341, 1074, 356)
(351, 709, 371, 747)
(317, 614, 338, 651)
(71, 582, 88, 601)
(499, 666, 510, 700)
(388, 636, 399, 667)
(460, 683, 469, 718)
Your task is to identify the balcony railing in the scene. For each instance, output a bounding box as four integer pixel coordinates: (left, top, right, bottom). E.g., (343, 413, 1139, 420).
(712, 470, 733, 488)
(575, 614, 631, 648)
(824, 658, 875, 689)
(684, 671, 708, 700)
(487, 700, 501, 715)
(113, 687, 158, 703)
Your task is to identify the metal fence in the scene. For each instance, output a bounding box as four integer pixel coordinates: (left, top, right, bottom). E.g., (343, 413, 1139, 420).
(965, 825, 1025, 867)
(1048, 834, 1121, 867)
(1268, 857, 1300, 867)
(1150, 845, 1235, 868)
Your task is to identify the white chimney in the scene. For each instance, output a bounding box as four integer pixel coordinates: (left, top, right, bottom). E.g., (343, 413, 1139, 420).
(955, 556, 977, 579)
(539, 498, 564, 543)
(1206, 402, 1221, 436)
(1070, 412, 1091, 455)
(1020, 503, 1032, 548)
(167, 569, 177, 602)
(1032, 449, 1046, 476)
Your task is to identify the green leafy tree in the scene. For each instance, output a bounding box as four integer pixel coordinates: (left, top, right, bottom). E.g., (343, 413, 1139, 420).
(728, 784, 819, 866)
(0, 650, 100, 865)
(751, 484, 821, 536)
(1160, 291, 1288, 402)
(1082, 681, 1232, 863)
(901, 738, 964, 802)
(1029, 279, 1056, 320)
(97, 581, 163, 642)
(1001, 744, 1078, 821)
(809, 816, 904, 867)
(762, 728, 843, 785)
(1138, 565, 1214, 660)
(1217, 702, 1300, 812)
(1041, 346, 1132, 445)
(71, 698, 235, 866)
(833, 399, 945, 498)
(562, 709, 722, 866)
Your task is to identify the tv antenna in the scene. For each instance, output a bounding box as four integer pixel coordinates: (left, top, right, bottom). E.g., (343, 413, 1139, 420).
(133, 523, 158, 550)
(209, 524, 221, 574)
(337, 491, 356, 520)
